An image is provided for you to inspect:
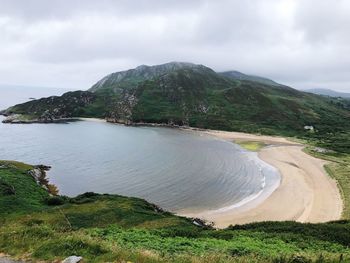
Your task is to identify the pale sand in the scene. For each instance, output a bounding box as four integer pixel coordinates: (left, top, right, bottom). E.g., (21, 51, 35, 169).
(181, 130, 343, 228)
(78, 117, 106, 123)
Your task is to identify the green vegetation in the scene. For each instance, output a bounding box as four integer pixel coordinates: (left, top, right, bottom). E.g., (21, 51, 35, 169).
(2, 62, 350, 262)
(235, 141, 266, 151)
(0, 160, 49, 214)
(3, 62, 350, 155)
(3, 91, 98, 121)
(219, 70, 282, 87)
(304, 148, 350, 219)
(1, 160, 350, 262)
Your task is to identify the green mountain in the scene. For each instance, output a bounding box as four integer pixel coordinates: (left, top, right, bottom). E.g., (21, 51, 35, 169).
(89, 62, 212, 92)
(2, 62, 350, 152)
(219, 70, 282, 86)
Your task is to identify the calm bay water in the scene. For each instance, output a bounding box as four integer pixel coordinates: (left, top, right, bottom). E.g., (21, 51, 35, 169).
(0, 116, 279, 213)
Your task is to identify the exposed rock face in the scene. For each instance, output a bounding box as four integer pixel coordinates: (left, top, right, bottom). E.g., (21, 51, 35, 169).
(1, 114, 24, 123)
(0, 256, 24, 263)
(1, 114, 78, 124)
(28, 165, 58, 195)
(105, 88, 139, 124)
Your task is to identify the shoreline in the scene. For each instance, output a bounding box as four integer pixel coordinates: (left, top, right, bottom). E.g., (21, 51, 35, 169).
(1, 116, 343, 227)
(53, 118, 345, 227)
(179, 129, 343, 228)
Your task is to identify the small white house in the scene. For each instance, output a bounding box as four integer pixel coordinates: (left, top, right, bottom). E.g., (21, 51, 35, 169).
(304, 125, 314, 131)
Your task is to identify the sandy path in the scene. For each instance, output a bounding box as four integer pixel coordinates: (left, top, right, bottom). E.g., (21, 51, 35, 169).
(181, 130, 343, 228)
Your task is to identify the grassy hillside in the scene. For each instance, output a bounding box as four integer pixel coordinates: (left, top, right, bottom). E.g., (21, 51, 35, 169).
(0, 161, 49, 214)
(0, 160, 349, 263)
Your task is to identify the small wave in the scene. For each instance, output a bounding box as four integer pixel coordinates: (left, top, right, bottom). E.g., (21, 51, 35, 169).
(208, 157, 280, 214)
(212, 188, 265, 213)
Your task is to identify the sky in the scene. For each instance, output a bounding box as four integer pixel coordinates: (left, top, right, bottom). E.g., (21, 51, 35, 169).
(0, 0, 349, 92)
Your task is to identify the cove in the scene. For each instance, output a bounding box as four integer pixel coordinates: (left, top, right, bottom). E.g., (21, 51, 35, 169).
(0, 117, 280, 214)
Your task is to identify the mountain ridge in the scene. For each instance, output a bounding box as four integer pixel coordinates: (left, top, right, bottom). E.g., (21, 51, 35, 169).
(219, 70, 282, 86)
(304, 88, 350, 98)
(89, 61, 214, 92)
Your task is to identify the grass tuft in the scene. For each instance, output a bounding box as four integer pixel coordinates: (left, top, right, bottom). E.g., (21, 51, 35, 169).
(235, 141, 266, 151)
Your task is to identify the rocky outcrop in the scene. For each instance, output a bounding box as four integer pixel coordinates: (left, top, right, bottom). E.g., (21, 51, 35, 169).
(28, 165, 58, 195)
(62, 256, 82, 263)
(1, 114, 79, 124)
(0, 256, 24, 263)
(1, 114, 25, 123)
(104, 88, 139, 124)
(2, 91, 96, 123)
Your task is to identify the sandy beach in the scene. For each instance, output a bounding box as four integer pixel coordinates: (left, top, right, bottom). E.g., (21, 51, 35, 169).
(78, 117, 106, 123)
(181, 130, 343, 228)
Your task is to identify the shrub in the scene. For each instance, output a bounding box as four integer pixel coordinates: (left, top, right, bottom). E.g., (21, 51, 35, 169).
(24, 218, 44, 226)
(46, 196, 65, 206)
(229, 246, 252, 256)
(0, 180, 15, 195)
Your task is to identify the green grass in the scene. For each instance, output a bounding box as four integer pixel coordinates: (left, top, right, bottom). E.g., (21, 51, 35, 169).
(1, 160, 350, 262)
(235, 141, 266, 151)
(0, 160, 50, 215)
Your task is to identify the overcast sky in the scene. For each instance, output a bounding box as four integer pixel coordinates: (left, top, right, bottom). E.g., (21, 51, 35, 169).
(0, 0, 349, 92)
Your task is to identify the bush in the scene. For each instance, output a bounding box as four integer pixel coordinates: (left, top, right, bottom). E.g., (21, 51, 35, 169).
(273, 255, 312, 263)
(0, 180, 15, 195)
(46, 196, 65, 206)
(229, 246, 252, 256)
(77, 192, 100, 198)
(24, 218, 44, 226)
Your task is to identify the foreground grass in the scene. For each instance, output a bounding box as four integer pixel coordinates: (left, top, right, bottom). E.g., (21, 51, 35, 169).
(1, 160, 350, 262)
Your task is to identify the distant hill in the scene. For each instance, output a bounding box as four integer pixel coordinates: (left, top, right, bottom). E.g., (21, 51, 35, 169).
(3, 61, 350, 152)
(304, 88, 350, 98)
(219, 70, 282, 86)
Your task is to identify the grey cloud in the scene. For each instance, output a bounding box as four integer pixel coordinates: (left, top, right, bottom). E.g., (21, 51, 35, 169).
(0, 0, 349, 92)
(0, 0, 203, 20)
(294, 0, 350, 44)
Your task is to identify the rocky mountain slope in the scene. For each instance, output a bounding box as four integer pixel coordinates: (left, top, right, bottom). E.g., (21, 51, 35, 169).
(2, 62, 350, 152)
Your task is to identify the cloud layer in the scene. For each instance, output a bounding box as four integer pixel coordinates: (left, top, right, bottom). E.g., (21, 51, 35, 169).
(0, 0, 349, 92)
